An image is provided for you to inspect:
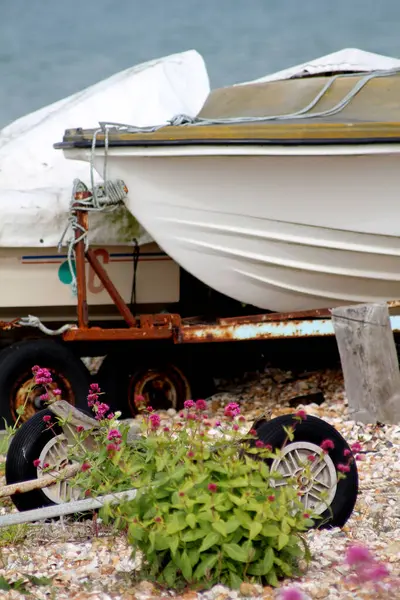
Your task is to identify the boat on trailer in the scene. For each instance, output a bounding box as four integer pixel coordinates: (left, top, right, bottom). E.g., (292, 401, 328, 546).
(55, 49, 400, 313)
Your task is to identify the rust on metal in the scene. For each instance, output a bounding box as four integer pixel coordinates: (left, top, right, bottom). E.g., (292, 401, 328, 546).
(0, 319, 21, 330)
(74, 207, 89, 329)
(179, 318, 335, 343)
(63, 314, 181, 342)
(86, 248, 136, 327)
(63, 327, 174, 341)
(219, 307, 331, 325)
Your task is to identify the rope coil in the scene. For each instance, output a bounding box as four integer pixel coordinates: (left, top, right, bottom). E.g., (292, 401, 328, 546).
(58, 176, 128, 296)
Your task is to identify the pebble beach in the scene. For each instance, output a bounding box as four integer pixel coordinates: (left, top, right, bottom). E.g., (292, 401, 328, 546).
(0, 367, 399, 599)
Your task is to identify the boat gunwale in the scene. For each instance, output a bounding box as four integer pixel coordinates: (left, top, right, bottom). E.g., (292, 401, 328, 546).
(55, 121, 400, 149)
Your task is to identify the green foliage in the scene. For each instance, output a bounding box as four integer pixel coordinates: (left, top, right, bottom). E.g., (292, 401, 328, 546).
(0, 573, 51, 595)
(70, 403, 317, 590)
(0, 523, 29, 547)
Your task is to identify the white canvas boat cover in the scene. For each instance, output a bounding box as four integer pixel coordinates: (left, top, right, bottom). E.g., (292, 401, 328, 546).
(0, 50, 209, 247)
(238, 48, 400, 86)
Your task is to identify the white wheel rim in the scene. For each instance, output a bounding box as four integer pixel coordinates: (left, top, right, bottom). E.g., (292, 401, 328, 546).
(38, 434, 82, 504)
(270, 441, 337, 514)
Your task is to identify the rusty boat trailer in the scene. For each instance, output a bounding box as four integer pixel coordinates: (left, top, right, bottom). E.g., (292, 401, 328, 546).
(55, 203, 400, 345)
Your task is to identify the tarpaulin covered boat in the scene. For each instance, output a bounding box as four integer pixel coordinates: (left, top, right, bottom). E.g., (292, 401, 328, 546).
(0, 50, 209, 314)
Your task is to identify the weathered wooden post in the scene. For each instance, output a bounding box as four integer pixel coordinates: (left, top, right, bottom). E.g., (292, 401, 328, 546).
(331, 303, 400, 424)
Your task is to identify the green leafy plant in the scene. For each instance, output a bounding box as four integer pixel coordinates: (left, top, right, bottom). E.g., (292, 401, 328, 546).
(70, 397, 315, 590)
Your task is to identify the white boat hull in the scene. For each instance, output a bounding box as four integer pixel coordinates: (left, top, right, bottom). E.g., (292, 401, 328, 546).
(67, 145, 400, 312)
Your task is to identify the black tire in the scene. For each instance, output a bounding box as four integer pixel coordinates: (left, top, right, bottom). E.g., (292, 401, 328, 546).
(5, 409, 63, 511)
(0, 339, 90, 427)
(255, 414, 358, 529)
(97, 350, 215, 417)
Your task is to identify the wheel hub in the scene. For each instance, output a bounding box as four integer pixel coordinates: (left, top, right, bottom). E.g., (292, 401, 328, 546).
(270, 440, 337, 514)
(38, 434, 82, 504)
(129, 364, 191, 413)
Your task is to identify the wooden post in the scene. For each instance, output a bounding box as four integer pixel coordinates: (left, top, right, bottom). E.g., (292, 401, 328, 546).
(331, 302, 400, 424)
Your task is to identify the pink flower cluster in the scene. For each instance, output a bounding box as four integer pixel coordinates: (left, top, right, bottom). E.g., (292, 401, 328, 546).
(320, 438, 335, 453)
(149, 413, 161, 430)
(33, 459, 49, 469)
(107, 428, 122, 453)
(224, 402, 241, 419)
(134, 394, 146, 410)
(87, 383, 112, 421)
(184, 399, 208, 412)
(345, 544, 390, 586)
(32, 366, 52, 385)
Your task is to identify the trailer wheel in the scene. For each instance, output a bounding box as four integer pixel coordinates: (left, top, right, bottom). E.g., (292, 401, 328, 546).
(254, 414, 358, 528)
(98, 352, 214, 417)
(0, 339, 90, 426)
(5, 409, 82, 511)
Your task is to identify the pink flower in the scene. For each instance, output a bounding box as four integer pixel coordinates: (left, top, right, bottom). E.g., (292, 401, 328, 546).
(264, 444, 272, 451)
(42, 463, 49, 469)
(34, 367, 52, 385)
(33, 459, 41, 468)
(32, 365, 40, 374)
(186, 412, 197, 421)
(195, 399, 207, 411)
(351, 441, 362, 453)
(249, 428, 257, 436)
(149, 414, 161, 430)
(255, 440, 264, 448)
(303, 513, 310, 519)
(203, 421, 211, 427)
(355, 454, 365, 461)
(307, 454, 316, 462)
(343, 448, 351, 457)
(224, 402, 240, 418)
(365, 563, 389, 582)
(134, 394, 146, 407)
(208, 483, 218, 493)
(94, 402, 109, 420)
(187, 450, 194, 458)
(42, 415, 52, 423)
(90, 383, 100, 393)
(345, 544, 374, 566)
(146, 406, 154, 413)
(337, 463, 350, 473)
(106, 443, 119, 453)
(40, 393, 49, 401)
(239, 415, 246, 422)
(184, 400, 195, 409)
(295, 410, 307, 420)
(320, 439, 335, 452)
(53, 388, 62, 396)
(107, 429, 122, 441)
(76, 425, 84, 433)
(215, 421, 221, 427)
(268, 495, 275, 502)
(87, 393, 99, 406)
(107, 413, 115, 420)
(280, 588, 304, 600)
(163, 426, 170, 432)
(81, 462, 91, 472)
(232, 424, 239, 431)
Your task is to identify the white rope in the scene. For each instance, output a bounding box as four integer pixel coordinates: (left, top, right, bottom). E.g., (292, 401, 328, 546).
(18, 316, 74, 336)
(58, 177, 128, 295)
